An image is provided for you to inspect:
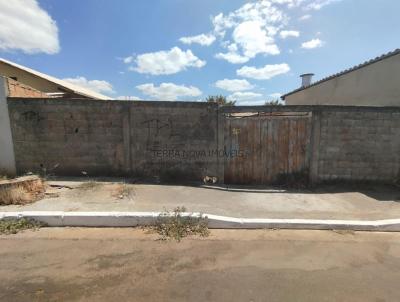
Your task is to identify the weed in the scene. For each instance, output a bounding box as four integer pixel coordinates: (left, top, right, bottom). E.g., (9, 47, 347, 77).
(0, 218, 46, 235)
(0, 176, 45, 205)
(151, 206, 209, 241)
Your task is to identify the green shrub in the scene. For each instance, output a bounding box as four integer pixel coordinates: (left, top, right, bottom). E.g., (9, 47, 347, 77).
(152, 207, 209, 241)
(0, 218, 46, 235)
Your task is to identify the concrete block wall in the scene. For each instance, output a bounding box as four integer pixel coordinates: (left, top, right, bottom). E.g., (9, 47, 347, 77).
(6, 98, 400, 184)
(0, 77, 16, 176)
(129, 101, 219, 180)
(7, 98, 219, 180)
(316, 109, 400, 182)
(8, 98, 126, 176)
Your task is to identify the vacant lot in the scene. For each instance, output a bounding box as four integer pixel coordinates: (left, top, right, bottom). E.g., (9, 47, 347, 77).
(1, 228, 400, 302)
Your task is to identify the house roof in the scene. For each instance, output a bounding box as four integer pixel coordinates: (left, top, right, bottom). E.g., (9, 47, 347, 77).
(281, 48, 400, 99)
(0, 58, 111, 100)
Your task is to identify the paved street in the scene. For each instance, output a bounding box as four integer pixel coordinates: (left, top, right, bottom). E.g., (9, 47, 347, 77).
(1, 228, 400, 301)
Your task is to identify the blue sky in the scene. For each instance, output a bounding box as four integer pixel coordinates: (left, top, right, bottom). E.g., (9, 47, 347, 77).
(0, 0, 399, 104)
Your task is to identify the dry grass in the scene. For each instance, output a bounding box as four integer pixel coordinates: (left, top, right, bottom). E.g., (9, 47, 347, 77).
(150, 207, 210, 241)
(0, 176, 45, 205)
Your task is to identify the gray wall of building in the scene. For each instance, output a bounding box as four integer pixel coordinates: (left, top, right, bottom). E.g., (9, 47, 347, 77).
(285, 53, 400, 106)
(0, 76, 16, 176)
(6, 98, 400, 184)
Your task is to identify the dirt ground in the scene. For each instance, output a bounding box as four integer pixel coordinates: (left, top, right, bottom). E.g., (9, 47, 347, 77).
(1, 228, 400, 302)
(2, 178, 400, 220)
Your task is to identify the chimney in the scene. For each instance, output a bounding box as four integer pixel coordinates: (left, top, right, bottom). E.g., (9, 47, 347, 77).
(300, 73, 314, 87)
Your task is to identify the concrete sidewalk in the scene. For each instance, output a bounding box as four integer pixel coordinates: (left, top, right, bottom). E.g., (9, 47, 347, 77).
(1, 179, 400, 220)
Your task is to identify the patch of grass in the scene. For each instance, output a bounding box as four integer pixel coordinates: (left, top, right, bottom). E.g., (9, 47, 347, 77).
(0, 186, 30, 205)
(77, 181, 102, 191)
(151, 206, 209, 242)
(0, 176, 45, 205)
(0, 218, 46, 235)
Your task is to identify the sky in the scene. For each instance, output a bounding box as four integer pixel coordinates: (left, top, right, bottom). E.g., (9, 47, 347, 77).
(0, 0, 399, 104)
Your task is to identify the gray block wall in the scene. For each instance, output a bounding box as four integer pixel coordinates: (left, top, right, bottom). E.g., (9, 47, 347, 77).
(6, 98, 400, 184)
(316, 109, 400, 182)
(7, 99, 218, 181)
(129, 101, 219, 180)
(8, 99, 126, 176)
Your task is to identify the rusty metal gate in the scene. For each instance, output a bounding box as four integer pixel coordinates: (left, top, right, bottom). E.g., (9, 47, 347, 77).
(224, 112, 312, 184)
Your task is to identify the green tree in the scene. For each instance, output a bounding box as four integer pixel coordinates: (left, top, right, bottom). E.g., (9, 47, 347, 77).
(206, 95, 236, 106)
(264, 99, 283, 106)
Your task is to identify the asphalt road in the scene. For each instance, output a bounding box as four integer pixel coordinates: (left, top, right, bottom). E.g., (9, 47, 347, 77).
(1, 228, 400, 302)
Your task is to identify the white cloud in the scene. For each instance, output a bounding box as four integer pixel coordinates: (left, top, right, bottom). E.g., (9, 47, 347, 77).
(215, 79, 254, 92)
(269, 93, 282, 99)
(228, 91, 263, 102)
(0, 0, 59, 54)
(215, 20, 280, 64)
(279, 30, 300, 39)
(136, 83, 202, 101)
(131, 47, 206, 75)
(208, 0, 340, 64)
(212, 13, 235, 37)
(210, 1, 286, 63)
(63, 77, 115, 94)
(306, 0, 341, 10)
(215, 52, 249, 64)
(237, 63, 290, 80)
(301, 38, 324, 49)
(299, 14, 312, 21)
(215, 43, 249, 64)
(123, 56, 134, 64)
(179, 33, 216, 46)
(232, 21, 280, 58)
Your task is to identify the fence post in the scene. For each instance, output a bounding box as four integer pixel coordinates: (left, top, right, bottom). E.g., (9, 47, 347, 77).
(309, 109, 321, 184)
(122, 104, 131, 175)
(216, 106, 225, 183)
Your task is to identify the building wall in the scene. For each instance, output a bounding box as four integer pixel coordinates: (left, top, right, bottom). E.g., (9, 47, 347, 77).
(0, 61, 64, 93)
(6, 77, 48, 98)
(0, 77, 16, 176)
(285, 53, 400, 106)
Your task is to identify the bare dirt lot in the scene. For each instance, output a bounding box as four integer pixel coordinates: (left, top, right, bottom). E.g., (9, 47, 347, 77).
(2, 178, 400, 220)
(1, 228, 400, 302)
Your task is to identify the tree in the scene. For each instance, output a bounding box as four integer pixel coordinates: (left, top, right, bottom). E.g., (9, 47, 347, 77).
(264, 99, 283, 106)
(206, 95, 236, 106)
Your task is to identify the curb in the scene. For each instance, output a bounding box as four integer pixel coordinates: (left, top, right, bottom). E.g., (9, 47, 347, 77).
(1, 211, 400, 232)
